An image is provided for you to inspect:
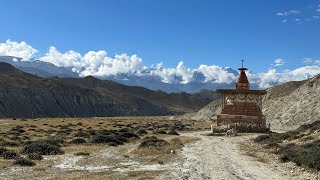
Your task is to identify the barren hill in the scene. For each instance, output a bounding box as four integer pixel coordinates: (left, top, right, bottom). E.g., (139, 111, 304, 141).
(192, 74, 320, 130)
(263, 74, 320, 130)
(0, 62, 216, 118)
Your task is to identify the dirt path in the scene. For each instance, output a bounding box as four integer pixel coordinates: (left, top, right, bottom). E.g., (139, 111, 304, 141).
(161, 132, 304, 180)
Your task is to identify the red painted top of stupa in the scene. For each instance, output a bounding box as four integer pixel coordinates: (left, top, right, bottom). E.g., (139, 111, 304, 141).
(236, 60, 250, 90)
(237, 68, 249, 84)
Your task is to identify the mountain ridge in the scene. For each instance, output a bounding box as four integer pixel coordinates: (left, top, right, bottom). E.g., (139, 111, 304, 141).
(0, 62, 217, 118)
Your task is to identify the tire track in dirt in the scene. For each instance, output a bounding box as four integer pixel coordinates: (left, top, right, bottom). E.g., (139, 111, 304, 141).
(161, 132, 295, 180)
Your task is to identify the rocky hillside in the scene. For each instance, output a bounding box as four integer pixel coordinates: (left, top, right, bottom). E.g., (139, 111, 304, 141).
(0, 62, 216, 118)
(263, 74, 320, 130)
(192, 74, 320, 130)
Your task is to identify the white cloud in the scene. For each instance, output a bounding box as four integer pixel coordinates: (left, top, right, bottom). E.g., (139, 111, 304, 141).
(276, 10, 301, 16)
(249, 66, 320, 88)
(303, 58, 320, 66)
(281, 19, 288, 23)
(197, 65, 236, 84)
(0, 40, 319, 89)
(39, 46, 82, 72)
(273, 58, 285, 66)
(0, 39, 38, 60)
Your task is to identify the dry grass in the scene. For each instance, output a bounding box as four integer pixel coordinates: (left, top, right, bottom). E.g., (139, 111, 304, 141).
(132, 136, 200, 156)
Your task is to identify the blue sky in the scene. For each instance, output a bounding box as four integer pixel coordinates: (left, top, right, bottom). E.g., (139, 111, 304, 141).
(0, 0, 320, 73)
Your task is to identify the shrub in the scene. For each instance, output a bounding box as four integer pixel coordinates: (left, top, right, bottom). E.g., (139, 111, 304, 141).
(0, 147, 8, 155)
(27, 153, 43, 160)
(152, 130, 167, 134)
(0, 141, 19, 147)
(119, 132, 140, 140)
(74, 151, 90, 156)
(167, 130, 179, 136)
(90, 135, 124, 145)
(2, 151, 19, 159)
(13, 157, 35, 166)
(108, 142, 119, 146)
(74, 130, 90, 138)
(254, 135, 270, 142)
(264, 142, 280, 149)
(70, 138, 87, 145)
(118, 128, 129, 133)
(138, 137, 170, 149)
(207, 133, 225, 136)
(22, 142, 64, 155)
(31, 138, 65, 147)
(135, 129, 148, 136)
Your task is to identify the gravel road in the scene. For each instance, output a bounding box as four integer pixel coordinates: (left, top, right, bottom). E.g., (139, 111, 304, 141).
(161, 132, 310, 180)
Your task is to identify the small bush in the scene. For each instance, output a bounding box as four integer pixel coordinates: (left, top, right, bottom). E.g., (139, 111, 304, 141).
(152, 130, 167, 134)
(90, 135, 124, 145)
(34, 138, 64, 147)
(108, 142, 119, 146)
(138, 137, 170, 149)
(27, 153, 43, 160)
(74, 130, 90, 138)
(13, 157, 36, 166)
(2, 151, 19, 159)
(207, 133, 225, 136)
(135, 129, 148, 136)
(119, 132, 140, 140)
(22, 142, 64, 155)
(0, 147, 8, 155)
(0, 141, 19, 147)
(70, 138, 87, 144)
(74, 151, 90, 156)
(167, 130, 179, 136)
(264, 142, 280, 149)
(254, 135, 270, 142)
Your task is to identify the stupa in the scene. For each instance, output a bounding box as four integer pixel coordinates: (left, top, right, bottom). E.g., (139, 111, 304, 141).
(216, 60, 267, 131)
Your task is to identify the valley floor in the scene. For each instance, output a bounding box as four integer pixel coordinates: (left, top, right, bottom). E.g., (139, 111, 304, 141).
(1, 131, 318, 179)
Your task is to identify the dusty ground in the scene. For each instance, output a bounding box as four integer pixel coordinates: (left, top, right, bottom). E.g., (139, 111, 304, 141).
(160, 132, 319, 180)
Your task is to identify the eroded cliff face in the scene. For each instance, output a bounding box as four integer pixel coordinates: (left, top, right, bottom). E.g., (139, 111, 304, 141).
(262, 74, 320, 130)
(0, 62, 214, 118)
(192, 74, 320, 130)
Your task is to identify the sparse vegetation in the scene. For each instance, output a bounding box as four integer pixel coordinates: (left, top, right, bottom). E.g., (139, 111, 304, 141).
(138, 136, 170, 149)
(255, 121, 320, 170)
(13, 157, 36, 166)
(27, 153, 43, 160)
(70, 138, 87, 144)
(167, 129, 179, 135)
(2, 151, 19, 159)
(22, 141, 64, 155)
(74, 151, 90, 156)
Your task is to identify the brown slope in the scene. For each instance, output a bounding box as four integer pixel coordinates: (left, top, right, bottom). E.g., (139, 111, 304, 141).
(61, 76, 217, 113)
(0, 62, 214, 118)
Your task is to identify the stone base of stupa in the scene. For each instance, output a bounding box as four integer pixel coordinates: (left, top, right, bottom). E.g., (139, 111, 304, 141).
(217, 114, 267, 132)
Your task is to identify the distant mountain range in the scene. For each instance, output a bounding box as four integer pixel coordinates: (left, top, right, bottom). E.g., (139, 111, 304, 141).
(0, 56, 255, 93)
(0, 62, 218, 118)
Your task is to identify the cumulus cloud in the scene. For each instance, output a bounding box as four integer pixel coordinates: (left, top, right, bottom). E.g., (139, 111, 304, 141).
(197, 65, 236, 84)
(40, 47, 82, 72)
(249, 66, 320, 88)
(0, 39, 38, 60)
(273, 58, 285, 66)
(0, 40, 319, 89)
